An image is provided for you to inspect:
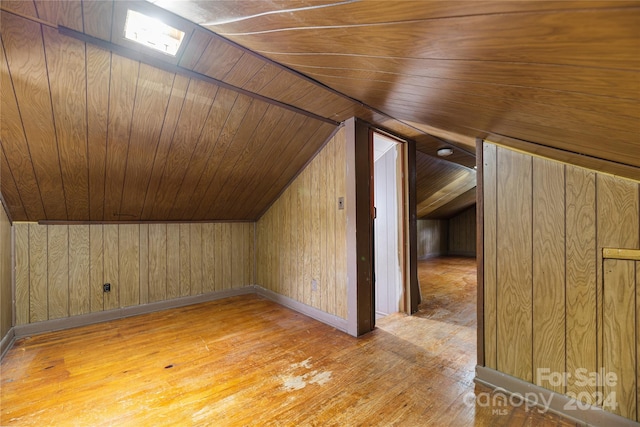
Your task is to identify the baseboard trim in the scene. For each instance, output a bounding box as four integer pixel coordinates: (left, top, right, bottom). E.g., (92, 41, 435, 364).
(5, 286, 351, 359)
(1, 327, 16, 359)
(13, 287, 256, 339)
(475, 366, 639, 427)
(255, 286, 349, 334)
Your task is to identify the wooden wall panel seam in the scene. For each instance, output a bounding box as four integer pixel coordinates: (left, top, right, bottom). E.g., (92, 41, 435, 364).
(483, 141, 640, 420)
(59, 26, 339, 126)
(14, 221, 255, 325)
(255, 129, 347, 318)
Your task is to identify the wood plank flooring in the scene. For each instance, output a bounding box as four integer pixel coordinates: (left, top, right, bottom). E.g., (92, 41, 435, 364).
(2, 257, 578, 425)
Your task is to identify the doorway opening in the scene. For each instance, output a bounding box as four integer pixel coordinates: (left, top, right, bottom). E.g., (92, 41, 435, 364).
(372, 132, 406, 319)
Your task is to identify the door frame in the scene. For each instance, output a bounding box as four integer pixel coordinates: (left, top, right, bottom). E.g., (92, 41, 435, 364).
(346, 118, 418, 336)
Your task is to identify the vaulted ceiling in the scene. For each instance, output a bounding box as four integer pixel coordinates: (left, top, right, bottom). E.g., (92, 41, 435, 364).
(1, 1, 638, 222)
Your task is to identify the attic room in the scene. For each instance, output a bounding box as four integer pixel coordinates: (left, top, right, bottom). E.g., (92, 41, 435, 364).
(0, 1, 638, 426)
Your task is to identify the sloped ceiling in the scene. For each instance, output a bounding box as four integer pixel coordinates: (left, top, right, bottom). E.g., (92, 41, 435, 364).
(163, 0, 639, 169)
(0, 0, 476, 222)
(415, 151, 476, 219)
(1, 1, 638, 223)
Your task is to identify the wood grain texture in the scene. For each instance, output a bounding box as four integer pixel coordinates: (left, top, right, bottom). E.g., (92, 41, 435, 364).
(565, 166, 597, 398)
(82, 0, 113, 40)
(28, 224, 48, 322)
(14, 224, 30, 326)
(532, 157, 565, 394)
(0, 39, 45, 221)
(0, 0, 37, 18)
(596, 173, 639, 412)
(42, 26, 89, 220)
(496, 147, 532, 382)
(201, 222, 215, 294)
(448, 205, 476, 256)
(326, 137, 336, 315)
(482, 143, 497, 370)
(104, 55, 139, 221)
(47, 225, 68, 320)
(0, 149, 27, 221)
(221, 224, 232, 291)
(148, 224, 167, 303)
(280, 186, 291, 299)
(0, 205, 11, 338)
(196, 1, 636, 33)
(138, 74, 190, 221)
(334, 128, 347, 319)
(257, 129, 347, 318)
(416, 151, 477, 220)
(139, 224, 149, 304)
(179, 224, 190, 297)
(185, 91, 251, 219)
(2, 7, 344, 223)
(103, 224, 119, 310)
(213, 224, 223, 291)
(231, 223, 243, 289)
(244, 223, 255, 286)
(603, 248, 640, 261)
(0, 293, 578, 426)
(68, 225, 90, 316)
(603, 259, 636, 419)
(34, 0, 83, 31)
(118, 65, 174, 220)
(187, 1, 640, 169)
(483, 141, 640, 421)
(14, 222, 255, 325)
(189, 223, 203, 296)
(1, 12, 66, 219)
(119, 224, 139, 308)
(150, 80, 219, 220)
(85, 45, 110, 221)
(301, 168, 311, 307)
(3, 1, 640, 225)
(166, 224, 181, 300)
(89, 224, 103, 312)
(178, 28, 211, 69)
(637, 261, 640, 422)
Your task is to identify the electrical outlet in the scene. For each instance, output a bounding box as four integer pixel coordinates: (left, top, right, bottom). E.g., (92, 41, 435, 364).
(311, 279, 318, 292)
(103, 283, 111, 293)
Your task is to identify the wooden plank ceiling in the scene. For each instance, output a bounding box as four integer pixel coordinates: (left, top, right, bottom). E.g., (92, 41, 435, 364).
(415, 151, 476, 219)
(3, 1, 637, 223)
(0, 0, 478, 222)
(158, 1, 639, 165)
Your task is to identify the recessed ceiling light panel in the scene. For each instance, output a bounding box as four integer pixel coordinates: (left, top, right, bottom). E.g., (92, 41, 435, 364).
(124, 9, 185, 56)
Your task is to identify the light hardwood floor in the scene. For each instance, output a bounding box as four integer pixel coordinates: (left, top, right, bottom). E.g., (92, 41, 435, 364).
(1, 257, 578, 425)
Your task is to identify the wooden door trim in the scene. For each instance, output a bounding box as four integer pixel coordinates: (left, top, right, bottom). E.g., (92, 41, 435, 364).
(476, 137, 485, 366)
(353, 119, 375, 335)
(407, 139, 419, 314)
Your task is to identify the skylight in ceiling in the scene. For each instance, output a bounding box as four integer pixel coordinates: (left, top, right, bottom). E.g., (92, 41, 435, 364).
(124, 9, 185, 56)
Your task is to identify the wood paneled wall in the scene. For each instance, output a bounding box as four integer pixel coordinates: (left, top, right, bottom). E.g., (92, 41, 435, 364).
(14, 222, 254, 325)
(417, 220, 448, 259)
(482, 142, 640, 421)
(0, 203, 11, 339)
(448, 205, 476, 256)
(256, 127, 347, 319)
